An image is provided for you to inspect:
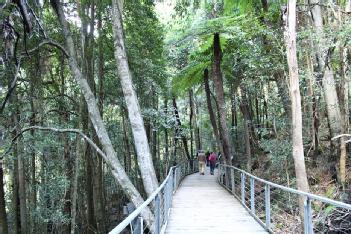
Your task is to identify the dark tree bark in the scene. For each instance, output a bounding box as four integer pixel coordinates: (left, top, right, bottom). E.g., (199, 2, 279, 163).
(204, 68, 222, 153)
(212, 33, 232, 164)
(172, 97, 191, 160)
(189, 89, 194, 157)
(59, 57, 73, 234)
(0, 155, 8, 234)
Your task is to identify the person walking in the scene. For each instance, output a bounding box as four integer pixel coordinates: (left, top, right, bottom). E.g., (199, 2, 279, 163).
(197, 150, 206, 175)
(209, 152, 217, 175)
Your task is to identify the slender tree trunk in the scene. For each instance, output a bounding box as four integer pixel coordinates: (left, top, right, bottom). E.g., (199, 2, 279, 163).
(51, 1, 155, 229)
(93, 2, 107, 231)
(164, 99, 170, 174)
(172, 98, 191, 160)
(70, 136, 81, 234)
(275, 73, 292, 118)
(193, 96, 201, 150)
(12, 145, 20, 234)
(285, 0, 310, 224)
(111, 0, 159, 195)
(0, 156, 8, 234)
(59, 57, 73, 234)
(212, 33, 232, 164)
(189, 89, 194, 157)
(204, 68, 222, 153)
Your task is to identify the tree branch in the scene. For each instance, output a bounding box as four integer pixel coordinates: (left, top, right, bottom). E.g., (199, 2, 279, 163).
(22, 39, 69, 57)
(331, 134, 351, 141)
(1, 126, 108, 163)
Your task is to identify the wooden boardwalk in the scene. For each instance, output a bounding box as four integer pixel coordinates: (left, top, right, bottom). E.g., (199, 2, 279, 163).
(165, 168, 267, 234)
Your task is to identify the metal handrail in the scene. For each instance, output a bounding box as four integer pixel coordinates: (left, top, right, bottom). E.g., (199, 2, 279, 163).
(218, 164, 351, 234)
(110, 159, 198, 234)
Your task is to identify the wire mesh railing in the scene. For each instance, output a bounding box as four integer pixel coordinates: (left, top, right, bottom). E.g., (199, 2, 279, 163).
(218, 164, 351, 234)
(109, 159, 198, 234)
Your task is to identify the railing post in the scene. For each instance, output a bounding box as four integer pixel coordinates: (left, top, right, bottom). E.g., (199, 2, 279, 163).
(155, 194, 160, 234)
(241, 173, 245, 205)
(265, 184, 270, 230)
(173, 168, 177, 192)
(226, 167, 229, 188)
(250, 177, 255, 214)
(304, 197, 313, 234)
(231, 168, 235, 194)
(138, 216, 143, 234)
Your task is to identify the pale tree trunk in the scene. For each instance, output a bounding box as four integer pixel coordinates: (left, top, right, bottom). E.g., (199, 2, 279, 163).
(212, 33, 232, 164)
(310, 0, 346, 187)
(111, 0, 159, 195)
(51, 1, 155, 228)
(204, 68, 222, 153)
(338, 4, 350, 190)
(285, 0, 310, 224)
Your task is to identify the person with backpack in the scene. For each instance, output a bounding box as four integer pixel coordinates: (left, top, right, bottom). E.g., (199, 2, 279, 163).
(209, 152, 217, 175)
(197, 150, 206, 175)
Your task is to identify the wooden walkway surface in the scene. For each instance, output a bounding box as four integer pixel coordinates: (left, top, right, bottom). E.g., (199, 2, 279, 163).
(165, 168, 267, 234)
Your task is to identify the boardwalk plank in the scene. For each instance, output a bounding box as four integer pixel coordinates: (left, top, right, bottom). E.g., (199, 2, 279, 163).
(165, 168, 267, 234)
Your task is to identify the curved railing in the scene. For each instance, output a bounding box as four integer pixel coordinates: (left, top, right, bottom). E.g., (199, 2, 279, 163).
(218, 164, 351, 233)
(109, 160, 198, 234)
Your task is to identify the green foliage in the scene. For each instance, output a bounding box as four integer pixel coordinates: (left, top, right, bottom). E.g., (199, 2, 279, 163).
(172, 61, 210, 95)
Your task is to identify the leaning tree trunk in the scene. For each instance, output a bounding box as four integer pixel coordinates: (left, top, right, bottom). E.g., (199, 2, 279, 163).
(212, 33, 232, 164)
(111, 0, 159, 195)
(50, 0, 155, 229)
(284, 0, 310, 225)
(204, 68, 222, 153)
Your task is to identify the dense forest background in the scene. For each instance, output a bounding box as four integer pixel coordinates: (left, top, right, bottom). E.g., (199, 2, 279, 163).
(0, 0, 351, 233)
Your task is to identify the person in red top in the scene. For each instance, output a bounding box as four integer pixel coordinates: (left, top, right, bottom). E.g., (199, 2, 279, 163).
(209, 152, 217, 175)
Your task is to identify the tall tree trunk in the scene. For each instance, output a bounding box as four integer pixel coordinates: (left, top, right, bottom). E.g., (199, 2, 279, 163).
(310, 0, 345, 187)
(12, 91, 27, 234)
(93, 2, 107, 231)
(111, 0, 159, 195)
(212, 33, 232, 164)
(164, 99, 170, 174)
(12, 129, 20, 234)
(0, 151, 8, 234)
(193, 97, 201, 150)
(204, 68, 222, 153)
(189, 89, 194, 157)
(284, 0, 310, 224)
(70, 136, 81, 234)
(239, 88, 252, 171)
(172, 98, 191, 160)
(59, 57, 73, 234)
(51, 1, 155, 229)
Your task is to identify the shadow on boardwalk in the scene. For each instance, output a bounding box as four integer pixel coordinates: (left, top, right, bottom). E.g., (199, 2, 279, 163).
(165, 168, 267, 234)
